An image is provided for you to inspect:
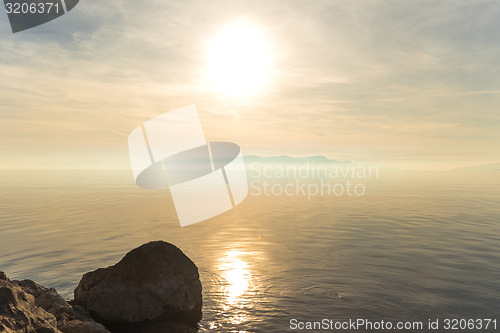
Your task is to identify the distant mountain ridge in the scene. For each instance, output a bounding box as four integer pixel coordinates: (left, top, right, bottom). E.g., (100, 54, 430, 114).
(453, 163, 500, 171)
(243, 155, 353, 164)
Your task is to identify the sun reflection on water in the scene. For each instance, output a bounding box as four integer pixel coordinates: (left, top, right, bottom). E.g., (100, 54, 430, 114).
(218, 249, 252, 325)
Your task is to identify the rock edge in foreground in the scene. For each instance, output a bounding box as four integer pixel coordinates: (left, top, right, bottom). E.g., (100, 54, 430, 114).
(1, 241, 202, 333)
(0, 272, 109, 333)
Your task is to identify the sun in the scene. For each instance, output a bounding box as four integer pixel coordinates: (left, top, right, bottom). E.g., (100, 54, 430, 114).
(208, 22, 270, 96)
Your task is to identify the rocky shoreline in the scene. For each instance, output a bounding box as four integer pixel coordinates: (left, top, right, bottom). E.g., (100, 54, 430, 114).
(0, 241, 202, 333)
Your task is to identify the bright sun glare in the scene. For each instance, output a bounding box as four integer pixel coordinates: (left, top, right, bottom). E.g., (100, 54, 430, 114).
(208, 22, 270, 96)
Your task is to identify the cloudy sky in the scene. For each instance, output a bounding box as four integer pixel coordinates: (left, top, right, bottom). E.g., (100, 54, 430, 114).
(0, 0, 499, 170)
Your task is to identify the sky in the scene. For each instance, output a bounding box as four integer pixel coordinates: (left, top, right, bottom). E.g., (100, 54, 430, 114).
(0, 0, 499, 170)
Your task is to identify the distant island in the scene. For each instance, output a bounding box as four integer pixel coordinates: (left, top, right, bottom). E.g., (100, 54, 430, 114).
(453, 163, 500, 171)
(243, 155, 352, 164)
(243, 155, 399, 170)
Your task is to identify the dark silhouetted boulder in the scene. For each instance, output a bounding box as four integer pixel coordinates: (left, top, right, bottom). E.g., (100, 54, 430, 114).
(73, 241, 202, 327)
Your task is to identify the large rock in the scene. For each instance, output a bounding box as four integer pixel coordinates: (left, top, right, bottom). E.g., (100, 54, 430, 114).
(73, 241, 202, 327)
(0, 273, 109, 333)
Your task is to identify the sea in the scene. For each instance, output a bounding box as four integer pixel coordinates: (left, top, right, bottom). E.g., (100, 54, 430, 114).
(0, 169, 499, 332)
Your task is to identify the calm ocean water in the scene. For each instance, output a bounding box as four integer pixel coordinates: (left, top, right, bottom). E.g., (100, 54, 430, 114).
(0, 169, 499, 332)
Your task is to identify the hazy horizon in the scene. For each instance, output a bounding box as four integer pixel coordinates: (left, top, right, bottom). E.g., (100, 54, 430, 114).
(0, 155, 497, 171)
